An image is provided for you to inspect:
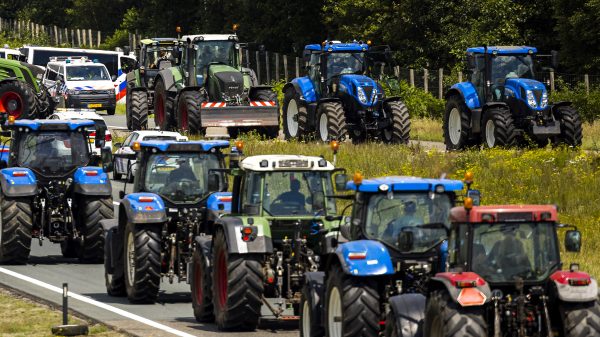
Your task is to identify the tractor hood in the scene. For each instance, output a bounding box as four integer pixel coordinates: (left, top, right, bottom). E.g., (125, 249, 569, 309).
(208, 64, 244, 101)
(504, 78, 548, 111)
(338, 74, 380, 107)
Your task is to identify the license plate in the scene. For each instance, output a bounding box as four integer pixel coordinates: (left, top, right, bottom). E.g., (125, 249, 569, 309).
(88, 103, 102, 108)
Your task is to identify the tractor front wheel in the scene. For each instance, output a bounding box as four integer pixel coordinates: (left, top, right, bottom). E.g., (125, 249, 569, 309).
(77, 197, 113, 263)
(177, 91, 204, 134)
(0, 81, 37, 119)
(325, 265, 380, 337)
(554, 105, 583, 147)
(130, 91, 149, 130)
(424, 290, 487, 337)
(482, 107, 517, 148)
(282, 88, 310, 139)
(443, 95, 475, 150)
(0, 197, 32, 264)
(191, 248, 214, 322)
(561, 300, 600, 337)
(317, 101, 347, 142)
(212, 229, 263, 330)
(123, 222, 161, 303)
(382, 101, 410, 144)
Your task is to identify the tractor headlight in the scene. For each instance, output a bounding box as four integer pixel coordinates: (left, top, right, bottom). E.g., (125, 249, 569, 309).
(526, 90, 537, 108)
(540, 91, 548, 108)
(357, 86, 367, 104)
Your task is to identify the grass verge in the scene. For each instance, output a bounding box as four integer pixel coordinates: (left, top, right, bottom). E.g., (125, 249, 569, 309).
(0, 287, 126, 337)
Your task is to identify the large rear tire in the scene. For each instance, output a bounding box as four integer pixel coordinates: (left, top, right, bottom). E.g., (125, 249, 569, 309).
(212, 229, 263, 331)
(154, 80, 170, 130)
(554, 105, 583, 147)
(300, 284, 324, 337)
(282, 88, 310, 139)
(191, 248, 214, 322)
(177, 91, 204, 134)
(424, 290, 487, 337)
(325, 265, 380, 337)
(561, 300, 600, 337)
(123, 222, 162, 303)
(130, 91, 149, 131)
(443, 95, 475, 150)
(0, 80, 38, 119)
(0, 197, 32, 264)
(77, 197, 113, 263)
(317, 101, 347, 142)
(385, 293, 425, 337)
(381, 101, 410, 144)
(482, 106, 517, 148)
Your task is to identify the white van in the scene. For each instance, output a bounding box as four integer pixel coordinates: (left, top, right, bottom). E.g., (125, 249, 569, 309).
(43, 57, 117, 114)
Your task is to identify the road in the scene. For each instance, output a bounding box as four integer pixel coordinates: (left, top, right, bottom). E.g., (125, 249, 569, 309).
(0, 111, 298, 337)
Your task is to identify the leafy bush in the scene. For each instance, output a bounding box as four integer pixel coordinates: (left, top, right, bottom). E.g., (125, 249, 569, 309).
(382, 77, 445, 119)
(551, 82, 600, 123)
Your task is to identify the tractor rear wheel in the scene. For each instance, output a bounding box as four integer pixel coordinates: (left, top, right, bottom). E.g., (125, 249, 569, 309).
(561, 300, 600, 337)
(424, 290, 487, 337)
(105, 229, 126, 297)
(325, 265, 380, 337)
(212, 229, 263, 330)
(300, 284, 324, 337)
(106, 108, 116, 116)
(283, 88, 310, 139)
(444, 95, 475, 150)
(482, 107, 517, 148)
(177, 91, 204, 134)
(0, 80, 37, 120)
(382, 101, 410, 144)
(124, 222, 161, 303)
(317, 102, 347, 142)
(77, 197, 113, 263)
(130, 91, 149, 131)
(154, 80, 170, 130)
(0, 197, 32, 264)
(554, 106, 583, 147)
(191, 248, 214, 322)
(252, 89, 280, 139)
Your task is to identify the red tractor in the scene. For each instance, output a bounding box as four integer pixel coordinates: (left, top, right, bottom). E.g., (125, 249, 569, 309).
(421, 204, 599, 337)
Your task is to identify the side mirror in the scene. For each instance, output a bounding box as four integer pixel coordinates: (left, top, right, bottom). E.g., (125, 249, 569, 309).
(95, 128, 106, 148)
(551, 50, 559, 69)
(0, 160, 7, 169)
(207, 172, 221, 192)
(335, 174, 348, 191)
(467, 189, 481, 206)
(398, 230, 414, 252)
(111, 74, 117, 82)
(565, 230, 581, 252)
(466, 54, 476, 70)
(118, 190, 125, 199)
(113, 142, 122, 148)
(339, 217, 352, 240)
(101, 147, 113, 172)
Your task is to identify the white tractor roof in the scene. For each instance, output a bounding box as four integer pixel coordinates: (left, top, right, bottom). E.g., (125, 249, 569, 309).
(241, 155, 335, 172)
(51, 108, 104, 121)
(136, 130, 188, 140)
(182, 34, 237, 42)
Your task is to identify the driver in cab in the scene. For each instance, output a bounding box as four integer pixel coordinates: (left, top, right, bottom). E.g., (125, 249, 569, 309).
(382, 201, 424, 239)
(167, 159, 197, 185)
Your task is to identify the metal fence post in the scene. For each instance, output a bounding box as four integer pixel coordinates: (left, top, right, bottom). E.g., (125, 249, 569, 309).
(265, 51, 271, 83)
(409, 69, 415, 87)
(458, 71, 463, 83)
(256, 51, 261, 84)
(424, 69, 429, 93)
(584, 74, 590, 96)
(549, 71, 555, 91)
(97, 31, 101, 47)
(283, 55, 288, 81)
(438, 68, 444, 99)
(275, 53, 280, 82)
(296, 57, 300, 78)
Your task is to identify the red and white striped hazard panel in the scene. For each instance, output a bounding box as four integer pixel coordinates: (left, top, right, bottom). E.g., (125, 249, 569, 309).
(249, 101, 276, 107)
(202, 102, 227, 108)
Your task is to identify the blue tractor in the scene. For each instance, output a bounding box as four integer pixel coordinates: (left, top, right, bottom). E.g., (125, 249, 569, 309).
(0, 118, 114, 264)
(283, 41, 410, 143)
(103, 140, 232, 304)
(300, 173, 478, 337)
(444, 46, 582, 149)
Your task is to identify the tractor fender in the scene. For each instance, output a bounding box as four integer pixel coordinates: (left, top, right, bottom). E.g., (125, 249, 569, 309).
(103, 221, 119, 274)
(206, 192, 232, 222)
(304, 271, 326, 326)
(430, 272, 492, 307)
(282, 82, 301, 97)
(383, 96, 403, 103)
(334, 240, 394, 276)
(156, 69, 178, 93)
(100, 219, 117, 232)
(72, 167, 112, 196)
(550, 270, 598, 303)
(120, 192, 167, 224)
(194, 235, 213, 261)
(0, 167, 37, 197)
(482, 101, 509, 111)
(214, 217, 273, 254)
(291, 77, 317, 103)
(388, 293, 426, 337)
(447, 83, 481, 110)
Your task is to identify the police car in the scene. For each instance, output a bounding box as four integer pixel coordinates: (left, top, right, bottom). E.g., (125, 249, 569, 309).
(48, 108, 113, 156)
(43, 56, 117, 114)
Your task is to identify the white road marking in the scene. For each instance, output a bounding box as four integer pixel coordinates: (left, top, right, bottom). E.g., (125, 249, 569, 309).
(0, 267, 197, 337)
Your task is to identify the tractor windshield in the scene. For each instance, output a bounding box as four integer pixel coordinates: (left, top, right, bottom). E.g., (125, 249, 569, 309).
(491, 55, 535, 83)
(16, 131, 89, 177)
(250, 171, 336, 216)
(468, 222, 560, 283)
(144, 152, 221, 203)
(145, 45, 176, 69)
(195, 41, 238, 72)
(326, 52, 365, 79)
(364, 192, 452, 253)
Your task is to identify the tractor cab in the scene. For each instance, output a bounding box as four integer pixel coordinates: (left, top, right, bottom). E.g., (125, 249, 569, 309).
(136, 38, 181, 88)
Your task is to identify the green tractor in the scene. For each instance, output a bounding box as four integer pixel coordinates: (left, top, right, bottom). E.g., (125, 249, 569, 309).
(0, 58, 53, 120)
(153, 34, 279, 137)
(125, 38, 181, 131)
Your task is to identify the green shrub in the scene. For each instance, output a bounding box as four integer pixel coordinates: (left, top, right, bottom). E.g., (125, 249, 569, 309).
(382, 77, 445, 119)
(551, 83, 600, 123)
